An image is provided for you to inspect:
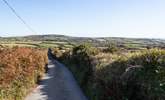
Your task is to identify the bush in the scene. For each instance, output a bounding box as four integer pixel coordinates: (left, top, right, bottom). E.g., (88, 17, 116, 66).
(123, 49, 165, 100)
(96, 49, 165, 100)
(67, 44, 96, 89)
(53, 44, 99, 96)
(0, 47, 48, 100)
(57, 48, 165, 100)
(52, 47, 63, 58)
(103, 43, 119, 53)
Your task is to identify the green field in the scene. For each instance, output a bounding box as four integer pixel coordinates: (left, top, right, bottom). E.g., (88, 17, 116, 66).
(1, 34, 165, 49)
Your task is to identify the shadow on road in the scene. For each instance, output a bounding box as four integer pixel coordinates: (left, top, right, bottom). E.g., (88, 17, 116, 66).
(25, 48, 87, 100)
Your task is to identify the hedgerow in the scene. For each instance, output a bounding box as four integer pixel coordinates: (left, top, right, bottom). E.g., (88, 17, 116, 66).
(53, 44, 99, 96)
(55, 46, 165, 100)
(0, 47, 48, 100)
(94, 49, 165, 100)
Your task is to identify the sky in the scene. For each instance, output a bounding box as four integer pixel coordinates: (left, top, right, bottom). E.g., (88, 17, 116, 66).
(0, 0, 165, 38)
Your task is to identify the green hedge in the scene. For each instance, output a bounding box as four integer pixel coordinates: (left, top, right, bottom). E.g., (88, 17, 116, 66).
(54, 44, 165, 100)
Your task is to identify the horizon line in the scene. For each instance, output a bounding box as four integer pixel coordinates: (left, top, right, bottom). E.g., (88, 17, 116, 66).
(0, 33, 165, 40)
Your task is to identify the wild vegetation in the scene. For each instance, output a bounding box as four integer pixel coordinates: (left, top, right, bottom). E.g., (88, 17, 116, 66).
(1, 35, 165, 100)
(54, 44, 165, 100)
(0, 47, 48, 100)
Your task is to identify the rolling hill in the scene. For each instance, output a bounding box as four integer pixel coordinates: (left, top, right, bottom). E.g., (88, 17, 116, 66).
(0, 34, 165, 49)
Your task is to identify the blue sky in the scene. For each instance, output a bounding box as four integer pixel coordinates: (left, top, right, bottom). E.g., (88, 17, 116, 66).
(0, 0, 165, 38)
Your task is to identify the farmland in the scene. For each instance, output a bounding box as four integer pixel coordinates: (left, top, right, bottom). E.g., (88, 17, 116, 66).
(1, 34, 165, 49)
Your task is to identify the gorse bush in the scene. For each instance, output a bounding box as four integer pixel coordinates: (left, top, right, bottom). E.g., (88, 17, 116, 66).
(70, 44, 96, 89)
(0, 47, 48, 100)
(72, 43, 99, 56)
(54, 44, 99, 96)
(56, 47, 165, 100)
(52, 47, 63, 58)
(95, 49, 165, 100)
(122, 49, 165, 100)
(103, 43, 119, 53)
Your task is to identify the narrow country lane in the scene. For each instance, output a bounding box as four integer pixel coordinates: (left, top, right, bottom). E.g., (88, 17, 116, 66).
(25, 51, 88, 100)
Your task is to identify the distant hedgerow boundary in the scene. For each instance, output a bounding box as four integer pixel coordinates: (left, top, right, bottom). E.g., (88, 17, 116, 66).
(0, 47, 48, 100)
(54, 44, 165, 100)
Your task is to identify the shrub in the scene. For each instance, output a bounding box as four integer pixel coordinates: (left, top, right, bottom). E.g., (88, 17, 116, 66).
(52, 47, 63, 58)
(96, 49, 165, 100)
(68, 44, 96, 89)
(56, 48, 165, 100)
(0, 47, 48, 100)
(53, 44, 99, 96)
(122, 49, 165, 100)
(103, 43, 119, 53)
